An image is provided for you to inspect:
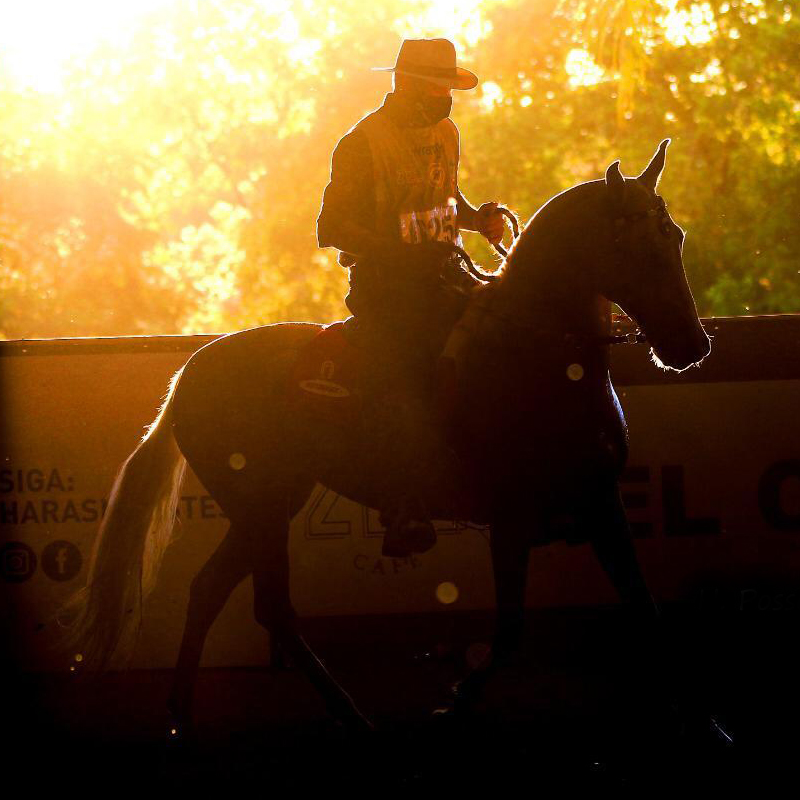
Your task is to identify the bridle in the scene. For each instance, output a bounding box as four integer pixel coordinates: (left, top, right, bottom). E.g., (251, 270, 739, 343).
(612, 194, 672, 242)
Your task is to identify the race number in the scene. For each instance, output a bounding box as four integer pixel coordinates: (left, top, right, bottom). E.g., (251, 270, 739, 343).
(398, 204, 460, 245)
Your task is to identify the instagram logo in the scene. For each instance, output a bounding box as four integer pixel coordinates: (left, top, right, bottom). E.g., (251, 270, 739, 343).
(0, 542, 37, 583)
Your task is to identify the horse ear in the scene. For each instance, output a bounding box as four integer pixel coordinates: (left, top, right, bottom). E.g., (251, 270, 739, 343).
(605, 160, 626, 207)
(638, 139, 670, 190)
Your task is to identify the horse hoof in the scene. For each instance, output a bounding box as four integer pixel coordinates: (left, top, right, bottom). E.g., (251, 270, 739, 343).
(668, 702, 734, 748)
(162, 725, 198, 771)
(708, 716, 734, 747)
(163, 707, 198, 760)
(165, 719, 195, 744)
(431, 705, 463, 721)
(432, 689, 472, 721)
(430, 706, 457, 729)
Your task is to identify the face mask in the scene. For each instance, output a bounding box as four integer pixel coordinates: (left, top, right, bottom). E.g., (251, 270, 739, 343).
(412, 93, 453, 125)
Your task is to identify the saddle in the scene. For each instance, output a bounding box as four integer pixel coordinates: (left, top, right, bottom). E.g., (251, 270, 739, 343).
(289, 319, 459, 426)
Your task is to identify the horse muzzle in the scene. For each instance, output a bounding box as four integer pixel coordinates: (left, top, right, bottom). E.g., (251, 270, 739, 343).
(650, 324, 711, 372)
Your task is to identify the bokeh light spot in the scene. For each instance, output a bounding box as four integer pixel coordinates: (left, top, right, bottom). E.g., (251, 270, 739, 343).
(229, 452, 246, 470)
(567, 363, 584, 381)
(436, 581, 459, 605)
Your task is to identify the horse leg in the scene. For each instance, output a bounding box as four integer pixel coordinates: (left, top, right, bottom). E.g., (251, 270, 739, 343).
(580, 479, 662, 664)
(578, 479, 662, 673)
(578, 479, 693, 733)
(583, 481, 733, 745)
(450, 519, 531, 711)
(583, 480, 658, 613)
(167, 523, 252, 732)
(247, 502, 374, 734)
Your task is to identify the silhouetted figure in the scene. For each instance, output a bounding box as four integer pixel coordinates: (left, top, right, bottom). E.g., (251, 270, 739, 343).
(317, 38, 506, 556)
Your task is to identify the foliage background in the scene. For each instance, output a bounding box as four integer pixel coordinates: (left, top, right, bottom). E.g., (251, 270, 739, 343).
(1, 0, 797, 339)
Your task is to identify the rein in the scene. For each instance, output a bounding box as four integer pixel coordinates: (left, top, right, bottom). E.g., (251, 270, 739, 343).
(600, 331, 648, 345)
(449, 206, 647, 348)
(491, 207, 521, 259)
(458, 206, 520, 282)
(461, 294, 648, 349)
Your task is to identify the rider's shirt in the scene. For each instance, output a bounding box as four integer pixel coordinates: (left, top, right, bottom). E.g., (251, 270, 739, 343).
(360, 101, 461, 247)
(317, 93, 462, 267)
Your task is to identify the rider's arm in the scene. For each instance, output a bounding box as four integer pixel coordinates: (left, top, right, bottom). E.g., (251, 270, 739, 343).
(455, 190, 480, 231)
(317, 130, 391, 260)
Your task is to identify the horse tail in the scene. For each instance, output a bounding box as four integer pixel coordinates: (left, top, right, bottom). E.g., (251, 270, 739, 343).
(58, 367, 187, 671)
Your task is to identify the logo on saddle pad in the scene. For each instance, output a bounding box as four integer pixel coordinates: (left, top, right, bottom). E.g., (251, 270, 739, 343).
(299, 359, 351, 398)
(291, 324, 358, 413)
(291, 322, 459, 426)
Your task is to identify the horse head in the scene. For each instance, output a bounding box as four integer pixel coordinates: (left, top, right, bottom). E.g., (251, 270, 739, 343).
(599, 140, 711, 371)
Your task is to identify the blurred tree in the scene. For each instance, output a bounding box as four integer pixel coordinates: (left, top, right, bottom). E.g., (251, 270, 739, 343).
(460, 0, 800, 314)
(0, 0, 797, 339)
(0, 87, 178, 336)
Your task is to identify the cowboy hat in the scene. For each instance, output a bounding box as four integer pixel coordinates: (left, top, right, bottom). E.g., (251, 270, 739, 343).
(372, 38, 478, 90)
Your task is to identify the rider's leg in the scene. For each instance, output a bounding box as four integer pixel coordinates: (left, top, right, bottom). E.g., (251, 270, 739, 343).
(348, 259, 465, 555)
(360, 337, 435, 555)
(355, 312, 454, 556)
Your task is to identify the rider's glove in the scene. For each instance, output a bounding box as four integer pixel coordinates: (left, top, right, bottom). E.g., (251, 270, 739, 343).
(475, 202, 505, 247)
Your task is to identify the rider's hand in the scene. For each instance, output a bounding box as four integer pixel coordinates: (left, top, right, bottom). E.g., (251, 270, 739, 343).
(475, 202, 505, 247)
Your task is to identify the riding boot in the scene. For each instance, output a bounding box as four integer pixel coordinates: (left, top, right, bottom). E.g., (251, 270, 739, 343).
(381, 496, 437, 558)
(362, 385, 446, 556)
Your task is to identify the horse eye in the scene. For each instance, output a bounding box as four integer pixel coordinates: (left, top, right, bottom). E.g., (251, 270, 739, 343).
(659, 216, 672, 237)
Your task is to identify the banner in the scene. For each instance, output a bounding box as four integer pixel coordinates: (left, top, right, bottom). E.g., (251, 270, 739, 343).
(2, 316, 799, 669)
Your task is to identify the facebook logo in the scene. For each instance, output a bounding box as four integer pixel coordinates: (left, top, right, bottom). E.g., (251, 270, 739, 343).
(41, 540, 82, 582)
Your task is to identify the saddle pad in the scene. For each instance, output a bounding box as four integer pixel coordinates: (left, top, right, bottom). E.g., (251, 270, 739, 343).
(290, 320, 460, 429)
(289, 322, 360, 422)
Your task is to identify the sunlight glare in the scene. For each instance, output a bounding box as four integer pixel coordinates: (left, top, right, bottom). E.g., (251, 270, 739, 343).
(565, 49, 605, 87)
(399, 0, 489, 48)
(480, 80, 504, 110)
(1, 0, 173, 92)
(2, 0, 494, 94)
(660, 1, 717, 46)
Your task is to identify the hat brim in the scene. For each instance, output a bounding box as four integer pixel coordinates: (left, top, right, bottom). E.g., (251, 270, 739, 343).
(372, 65, 478, 90)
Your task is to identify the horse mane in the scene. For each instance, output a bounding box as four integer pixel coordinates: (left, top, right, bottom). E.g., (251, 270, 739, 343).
(498, 179, 604, 280)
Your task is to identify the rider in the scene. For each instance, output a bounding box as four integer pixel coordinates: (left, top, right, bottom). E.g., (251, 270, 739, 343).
(316, 38, 505, 556)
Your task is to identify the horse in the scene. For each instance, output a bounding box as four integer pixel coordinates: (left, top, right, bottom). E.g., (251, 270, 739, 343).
(59, 139, 712, 739)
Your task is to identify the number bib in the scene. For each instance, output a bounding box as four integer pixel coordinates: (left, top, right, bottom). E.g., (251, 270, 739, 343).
(398, 204, 461, 245)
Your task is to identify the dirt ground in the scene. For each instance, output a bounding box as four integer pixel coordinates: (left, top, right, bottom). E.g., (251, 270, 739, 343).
(5, 605, 796, 793)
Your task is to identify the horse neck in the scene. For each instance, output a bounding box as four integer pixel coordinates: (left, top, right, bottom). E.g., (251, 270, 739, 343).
(492, 218, 611, 341)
